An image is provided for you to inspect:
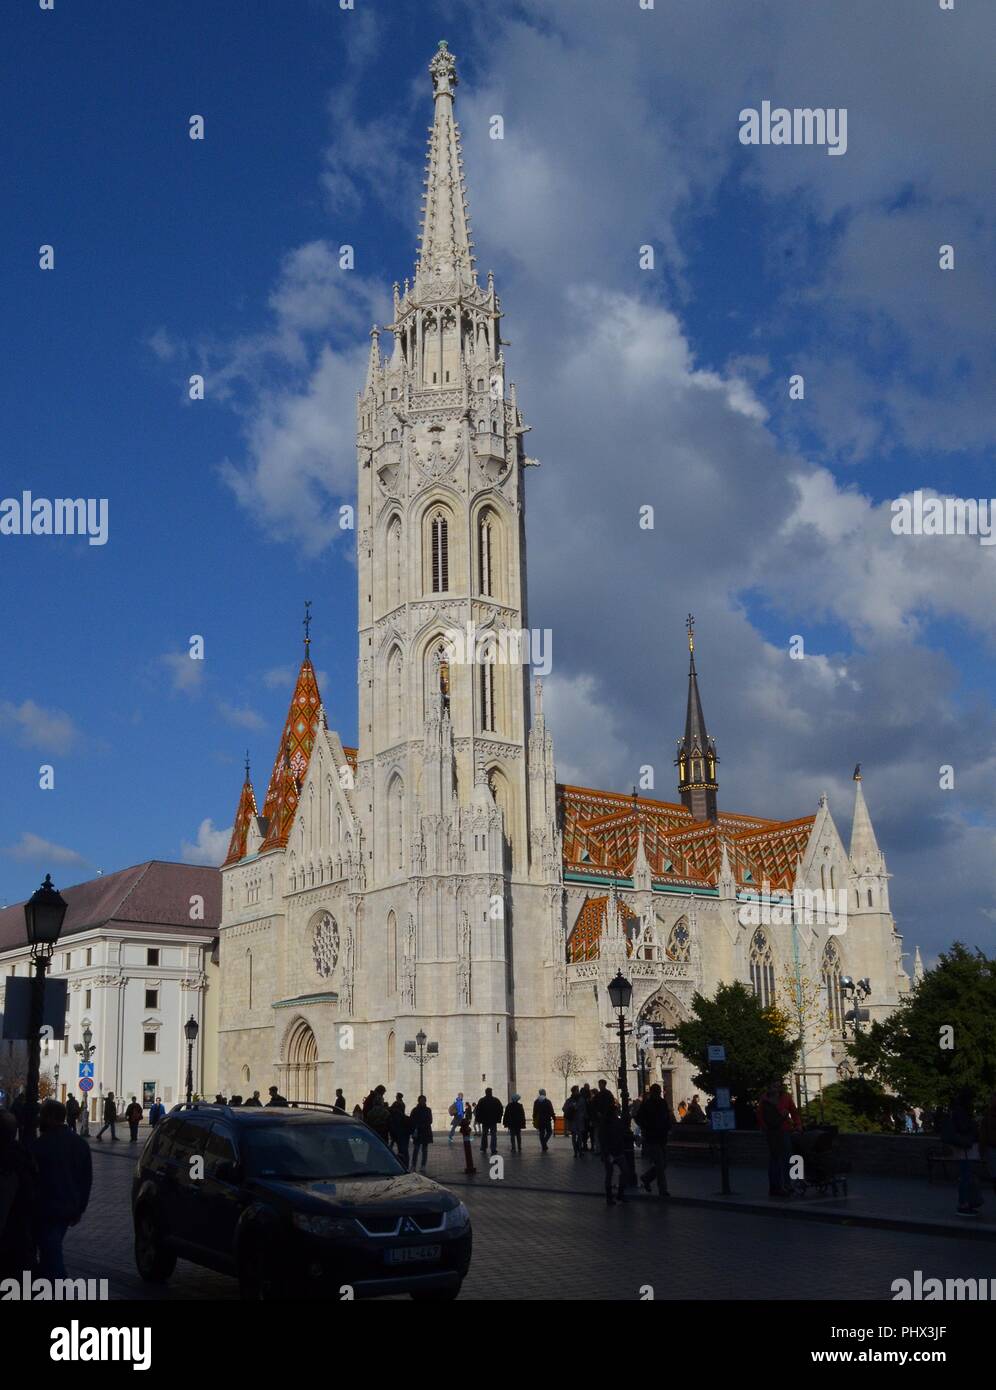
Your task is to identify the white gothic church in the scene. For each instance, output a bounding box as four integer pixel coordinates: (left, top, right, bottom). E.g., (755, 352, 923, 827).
(216, 44, 910, 1112)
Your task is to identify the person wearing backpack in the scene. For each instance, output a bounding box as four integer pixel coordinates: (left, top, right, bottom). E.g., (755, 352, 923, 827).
(943, 1087, 983, 1216)
(447, 1092, 465, 1144)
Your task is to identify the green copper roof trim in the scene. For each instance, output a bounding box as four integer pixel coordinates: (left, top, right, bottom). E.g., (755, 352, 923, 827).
(273, 991, 339, 1009)
(563, 872, 719, 897)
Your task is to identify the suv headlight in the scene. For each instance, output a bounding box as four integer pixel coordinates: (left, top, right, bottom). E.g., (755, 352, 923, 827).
(292, 1212, 357, 1238)
(443, 1202, 470, 1232)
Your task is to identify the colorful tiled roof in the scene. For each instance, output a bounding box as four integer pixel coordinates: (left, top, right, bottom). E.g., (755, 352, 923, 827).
(566, 894, 641, 963)
(559, 784, 813, 893)
(259, 654, 323, 853)
(223, 773, 259, 868)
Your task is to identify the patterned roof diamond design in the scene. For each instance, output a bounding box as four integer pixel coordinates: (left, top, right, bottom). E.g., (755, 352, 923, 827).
(223, 772, 259, 868)
(567, 894, 641, 964)
(259, 655, 323, 853)
(559, 784, 814, 894)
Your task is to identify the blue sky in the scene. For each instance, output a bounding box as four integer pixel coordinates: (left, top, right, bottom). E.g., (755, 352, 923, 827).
(1, 1, 994, 966)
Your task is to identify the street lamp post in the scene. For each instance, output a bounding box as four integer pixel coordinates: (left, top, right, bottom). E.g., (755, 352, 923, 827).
(841, 976, 872, 1041)
(404, 1028, 438, 1097)
(74, 1025, 96, 1134)
(184, 1016, 199, 1105)
(22, 874, 68, 1141)
(607, 971, 633, 1121)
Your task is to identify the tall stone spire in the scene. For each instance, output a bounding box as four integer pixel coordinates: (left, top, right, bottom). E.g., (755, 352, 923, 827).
(849, 767, 884, 873)
(415, 41, 476, 293)
(913, 945, 924, 984)
(676, 615, 719, 821)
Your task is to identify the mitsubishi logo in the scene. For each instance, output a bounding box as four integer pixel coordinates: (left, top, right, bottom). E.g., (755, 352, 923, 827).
(401, 1217, 418, 1235)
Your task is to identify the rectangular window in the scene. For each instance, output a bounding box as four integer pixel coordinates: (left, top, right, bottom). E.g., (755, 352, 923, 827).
(143, 1032, 157, 1053)
(145, 989, 159, 1010)
(147, 948, 160, 967)
(85, 948, 92, 966)
(63, 952, 71, 970)
(84, 989, 92, 1009)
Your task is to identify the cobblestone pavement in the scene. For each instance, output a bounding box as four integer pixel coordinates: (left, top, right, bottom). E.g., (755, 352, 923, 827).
(65, 1138, 995, 1302)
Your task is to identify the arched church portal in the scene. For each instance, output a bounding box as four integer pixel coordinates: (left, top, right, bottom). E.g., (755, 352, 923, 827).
(636, 989, 685, 1111)
(282, 1017, 319, 1104)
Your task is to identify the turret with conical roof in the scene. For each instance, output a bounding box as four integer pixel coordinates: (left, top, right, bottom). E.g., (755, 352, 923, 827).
(675, 615, 719, 821)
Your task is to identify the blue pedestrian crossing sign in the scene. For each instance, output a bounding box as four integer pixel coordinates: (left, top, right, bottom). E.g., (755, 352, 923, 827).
(78, 1061, 94, 1079)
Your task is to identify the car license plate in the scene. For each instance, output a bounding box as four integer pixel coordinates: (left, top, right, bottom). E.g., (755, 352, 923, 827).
(385, 1244, 442, 1265)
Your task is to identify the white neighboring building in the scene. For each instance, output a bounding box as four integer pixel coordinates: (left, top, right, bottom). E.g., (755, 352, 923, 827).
(0, 861, 219, 1117)
(216, 44, 910, 1117)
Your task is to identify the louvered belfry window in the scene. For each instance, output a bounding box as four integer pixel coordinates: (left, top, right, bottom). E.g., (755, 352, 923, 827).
(431, 512, 449, 592)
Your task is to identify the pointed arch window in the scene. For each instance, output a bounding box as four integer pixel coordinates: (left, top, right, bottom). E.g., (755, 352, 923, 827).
(749, 929, 776, 1009)
(387, 910, 398, 993)
(478, 510, 495, 597)
(387, 515, 402, 610)
(666, 918, 691, 963)
(480, 658, 496, 732)
(431, 511, 449, 592)
(823, 940, 845, 1033)
(387, 646, 404, 744)
(387, 776, 405, 874)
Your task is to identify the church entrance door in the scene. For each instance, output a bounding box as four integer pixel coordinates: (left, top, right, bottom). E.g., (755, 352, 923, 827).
(283, 1018, 319, 1104)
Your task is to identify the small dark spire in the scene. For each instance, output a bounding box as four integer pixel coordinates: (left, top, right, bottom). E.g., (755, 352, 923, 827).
(303, 599, 313, 653)
(244, 749, 251, 782)
(676, 618, 719, 822)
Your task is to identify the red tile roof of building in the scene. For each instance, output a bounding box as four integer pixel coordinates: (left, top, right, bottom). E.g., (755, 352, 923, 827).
(258, 654, 323, 853)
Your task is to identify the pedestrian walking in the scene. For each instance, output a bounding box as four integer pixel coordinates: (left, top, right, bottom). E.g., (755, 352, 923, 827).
(447, 1092, 465, 1143)
(0, 1110, 36, 1279)
(580, 1083, 595, 1151)
(533, 1089, 555, 1152)
(388, 1093, 410, 1169)
(635, 1083, 672, 1197)
(677, 1098, 688, 1120)
(409, 1095, 433, 1170)
(589, 1079, 616, 1157)
(943, 1087, 983, 1216)
(334, 1088, 346, 1113)
(504, 1094, 526, 1154)
(149, 1097, 166, 1126)
(460, 1110, 477, 1174)
(565, 1086, 588, 1157)
(476, 1087, 503, 1154)
(30, 1099, 93, 1279)
(757, 1082, 793, 1197)
(64, 1094, 80, 1134)
(265, 1086, 289, 1107)
(366, 1090, 391, 1145)
(602, 1104, 634, 1206)
(95, 1092, 119, 1142)
(125, 1097, 143, 1143)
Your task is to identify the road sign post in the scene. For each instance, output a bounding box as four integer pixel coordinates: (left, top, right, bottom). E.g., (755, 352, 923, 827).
(707, 1043, 734, 1195)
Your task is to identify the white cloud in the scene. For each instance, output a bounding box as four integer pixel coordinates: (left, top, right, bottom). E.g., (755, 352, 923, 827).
(217, 702, 266, 732)
(160, 651, 204, 695)
(0, 700, 80, 755)
(2, 832, 89, 867)
(180, 818, 231, 867)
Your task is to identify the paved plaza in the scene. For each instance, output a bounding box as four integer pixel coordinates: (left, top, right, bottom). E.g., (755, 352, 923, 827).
(65, 1129, 996, 1301)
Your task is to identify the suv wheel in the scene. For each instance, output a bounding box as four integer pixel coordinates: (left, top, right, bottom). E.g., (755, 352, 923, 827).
(134, 1206, 176, 1283)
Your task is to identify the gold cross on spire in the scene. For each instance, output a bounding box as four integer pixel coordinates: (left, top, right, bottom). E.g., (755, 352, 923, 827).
(686, 613, 695, 653)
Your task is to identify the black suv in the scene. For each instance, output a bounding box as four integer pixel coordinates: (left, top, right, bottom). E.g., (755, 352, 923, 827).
(132, 1105, 472, 1299)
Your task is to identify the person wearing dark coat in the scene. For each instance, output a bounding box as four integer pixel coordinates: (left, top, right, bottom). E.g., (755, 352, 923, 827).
(64, 1094, 81, 1133)
(388, 1094, 410, 1169)
(95, 1092, 119, 1142)
(408, 1097, 433, 1170)
(532, 1090, 555, 1152)
(476, 1088, 504, 1155)
(503, 1095, 526, 1154)
(30, 1099, 93, 1279)
(0, 1109, 37, 1278)
(334, 1089, 346, 1113)
(265, 1087, 289, 1107)
(601, 1106, 635, 1206)
(125, 1097, 144, 1143)
(635, 1084, 672, 1196)
(243, 1091, 263, 1107)
(589, 1080, 616, 1156)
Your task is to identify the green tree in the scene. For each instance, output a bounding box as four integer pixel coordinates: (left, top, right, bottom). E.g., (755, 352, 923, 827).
(801, 1078, 904, 1133)
(848, 942, 996, 1109)
(676, 981, 800, 1105)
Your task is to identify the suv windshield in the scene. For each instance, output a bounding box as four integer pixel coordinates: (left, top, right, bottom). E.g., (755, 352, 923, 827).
(243, 1123, 405, 1180)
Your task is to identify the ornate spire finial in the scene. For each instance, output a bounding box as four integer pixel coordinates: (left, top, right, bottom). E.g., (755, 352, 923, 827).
(429, 39, 458, 99)
(686, 612, 695, 654)
(853, 762, 862, 781)
(303, 599, 313, 653)
(244, 749, 251, 782)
